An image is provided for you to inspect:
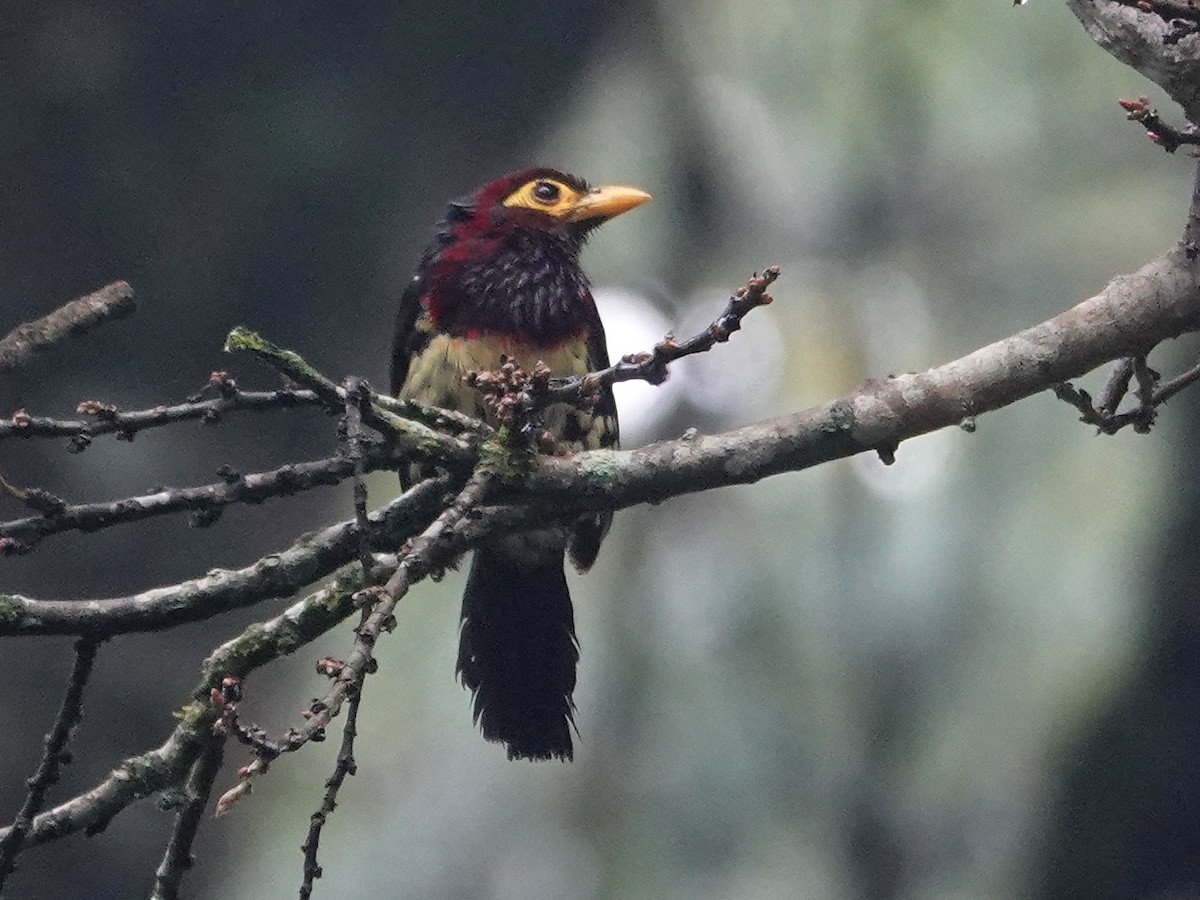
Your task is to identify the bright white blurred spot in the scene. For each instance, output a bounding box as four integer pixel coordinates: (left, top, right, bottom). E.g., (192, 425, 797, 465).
(594, 287, 688, 445)
(594, 284, 785, 439)
(851, 266, 934, 373)
(851, 428, 957, 498)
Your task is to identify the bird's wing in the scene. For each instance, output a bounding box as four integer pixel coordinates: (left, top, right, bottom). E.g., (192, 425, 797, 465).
(568, 292, 618, 573)
(583, 295, 618, 445)
(390, 271, 427, 397)
(391, 203, 478, 396)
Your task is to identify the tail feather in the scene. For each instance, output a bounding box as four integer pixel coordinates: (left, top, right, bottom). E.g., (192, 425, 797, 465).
(457, 547, 578, 761)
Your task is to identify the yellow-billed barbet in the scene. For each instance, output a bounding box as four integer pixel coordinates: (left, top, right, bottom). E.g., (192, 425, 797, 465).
(391, 168, 650, 760)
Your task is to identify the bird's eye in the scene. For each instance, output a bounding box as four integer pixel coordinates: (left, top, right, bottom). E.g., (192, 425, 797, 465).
(531, 180, 560, 204)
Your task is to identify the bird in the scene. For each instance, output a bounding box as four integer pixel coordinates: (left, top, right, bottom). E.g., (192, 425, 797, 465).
(390, 168, 651, 760)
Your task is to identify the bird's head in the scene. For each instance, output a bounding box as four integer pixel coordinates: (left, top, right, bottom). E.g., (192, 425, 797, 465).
(403, 168, 649, 349)
(446, 167, 651, 247)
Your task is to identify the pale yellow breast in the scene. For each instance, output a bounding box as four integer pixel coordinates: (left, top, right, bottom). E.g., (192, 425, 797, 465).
(399, 333, 593, 421)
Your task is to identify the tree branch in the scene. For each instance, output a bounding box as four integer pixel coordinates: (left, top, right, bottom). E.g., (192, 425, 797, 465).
(0, 495, 537, 853)
(0, 546, 420, 853)
(0, 476, 451, 637)
(516, 236, 1200, 512)
(211, 471, 491, 803)
(0, 282, 135, 375)
(0, 443, 410, 554)
(0, 387, 322, 448)
(0, 638, 99, 889)
(6, 211, 1200, 629)
(298, 677, 362, 899)
(543, 266, 779, 403)
(1118, 95, 1200, 152)
(0, 706, 214, 851)
(224, 327, 477, 471)
(1067, 0, 1200, 122)
(0, 377, 485, 453)
(202, 470, 493, 833)
(148, 730, 226, 900)
(304, 470, 492, 743)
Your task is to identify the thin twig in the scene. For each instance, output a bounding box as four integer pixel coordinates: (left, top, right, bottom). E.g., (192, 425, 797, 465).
(343, 377, 376, 575)
(0, 282, 135, 375)
(1054, 354, 1189, 435)
(1097, 357, 1135, 417)
(297, 369, 393, 895)
(373, 394, 494, 440)
(1130, 355, 1160, 433)
(543, 267, 779, 405)
(1053, 159, 1200, 433)
(298, 676, 363, 899)
(309, 469, 493, 744)
(291, 378, 377, 897)
(0, 638, 100, 890)
(0, 377, 486, 450)
(0, 388, 321, 447)
(211, 471, 492, 815)
(149, 730, 227, 900)
(1150, 357, 1200, 405)
(0, 443, 410, 553)
(1053, 382, 1114, 431)
(224, 327, 476, 470)
(1117, 96, 1200, 154)
(224, 328, 346, 411)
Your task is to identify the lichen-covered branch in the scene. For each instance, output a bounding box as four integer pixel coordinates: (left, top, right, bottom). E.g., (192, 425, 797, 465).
(0, 477, 451, 637)
(224, 326, 477, 471)
(3, 137, 1200, 888)
(0, 562, 396, 851)
(6, 217, 1200, 630)
(301, 470, 492, 743)
(210, 471, 492, 801)
(0, 708, 214, 851)
(148, 730, 226, 900)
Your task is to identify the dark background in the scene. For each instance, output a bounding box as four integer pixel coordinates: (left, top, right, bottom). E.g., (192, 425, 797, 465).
(2, 3, 1199, 898)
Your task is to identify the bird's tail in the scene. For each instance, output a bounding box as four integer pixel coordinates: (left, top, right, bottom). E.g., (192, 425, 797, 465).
(457, 546, 578, 761)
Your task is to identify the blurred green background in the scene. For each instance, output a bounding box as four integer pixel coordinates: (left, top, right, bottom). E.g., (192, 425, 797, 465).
(3, 2, 1199, 898)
